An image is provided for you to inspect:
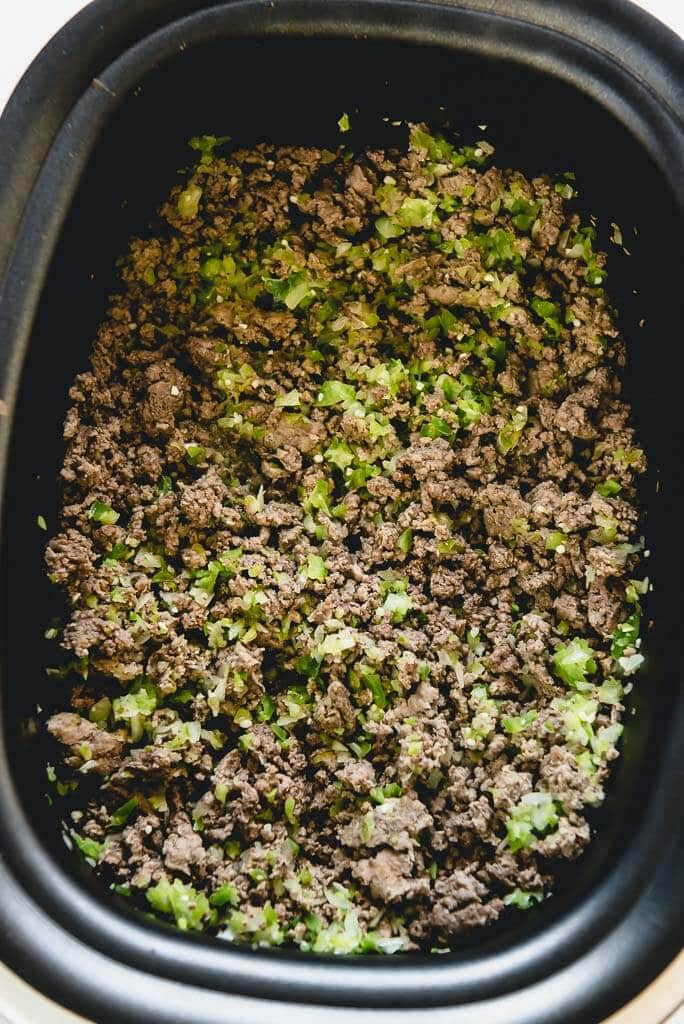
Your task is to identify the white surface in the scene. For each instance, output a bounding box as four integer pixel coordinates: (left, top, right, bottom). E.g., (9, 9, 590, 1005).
(0, 964, 85, 1023)
(0, 0, 681, 1021)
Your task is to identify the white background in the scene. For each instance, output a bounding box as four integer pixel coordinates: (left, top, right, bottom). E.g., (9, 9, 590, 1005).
(0, 1, 681, 1022)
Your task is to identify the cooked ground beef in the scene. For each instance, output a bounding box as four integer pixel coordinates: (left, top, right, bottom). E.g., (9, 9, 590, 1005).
(44, 124, 646, 952)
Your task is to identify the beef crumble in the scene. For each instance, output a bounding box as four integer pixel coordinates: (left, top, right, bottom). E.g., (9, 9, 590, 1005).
(45, 124, 646, 952)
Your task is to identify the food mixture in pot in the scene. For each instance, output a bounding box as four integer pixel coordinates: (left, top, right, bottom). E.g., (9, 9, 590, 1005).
(44, 124, 646, 952)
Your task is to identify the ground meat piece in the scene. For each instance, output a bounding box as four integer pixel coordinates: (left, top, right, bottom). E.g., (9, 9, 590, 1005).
(312, 681, 356, 735)
(450, 794, 493, 837)
(588, 544, 628, 578)
(534, 816, 591, 859)
(61, 610, 145, 681)
(478, 484, 530, 539)
(163, 814, 207, 877)
(146, 634, 209, 697)
(352, 849, 430, 903)
(555, 391, 597, 440)
(106, 747, 185, 793)
(527, 480, 563, 524)
(432, 898, 504, 936)
(487, 640, 520, 675)
(587, 581, 624, 637)
(45, 529, 95, 586)
(339, 796, 432, 851)
(179, 468, 230, 528)
(479, 853, 548, 893)
(425, 285, 461, 305)
(253, 501, 302, 529)
(556, 492, 594, 532)
(47, 713, 126, 776)
(116, 814, 164, 889)
(262, 410, 325, 453)
(186, 336, 226, 375)
(430, 566, 464, 599)
(553, 592, 585, 630)
(346, 164, 374, 200)
(489, 765, 533, 812)
(540, 747, 593, 812)
(399, 438, 455, 480)
(335, 760, 376, 794)
(430, 871, 502, 936)
(141, 379, 184, 436)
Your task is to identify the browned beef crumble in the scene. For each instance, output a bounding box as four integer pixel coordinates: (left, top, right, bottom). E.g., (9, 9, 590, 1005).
(44, 125, 646, 952)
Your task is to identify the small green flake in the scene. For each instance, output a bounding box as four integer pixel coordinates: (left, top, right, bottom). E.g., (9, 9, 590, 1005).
(89, 500, 119, 525)
(177, 183, 202, 220)
(305, 553, 328, 581)
(397, 528, 413, 554)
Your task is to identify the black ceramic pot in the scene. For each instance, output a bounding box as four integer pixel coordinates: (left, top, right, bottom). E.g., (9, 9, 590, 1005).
(0, 2, 682, 1022)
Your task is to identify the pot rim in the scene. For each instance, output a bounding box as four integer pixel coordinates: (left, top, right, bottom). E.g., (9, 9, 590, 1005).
(0, 3, 682, 1022)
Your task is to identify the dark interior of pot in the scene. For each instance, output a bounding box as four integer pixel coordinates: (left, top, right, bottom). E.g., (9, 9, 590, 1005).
(3, 33, 681, 959)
